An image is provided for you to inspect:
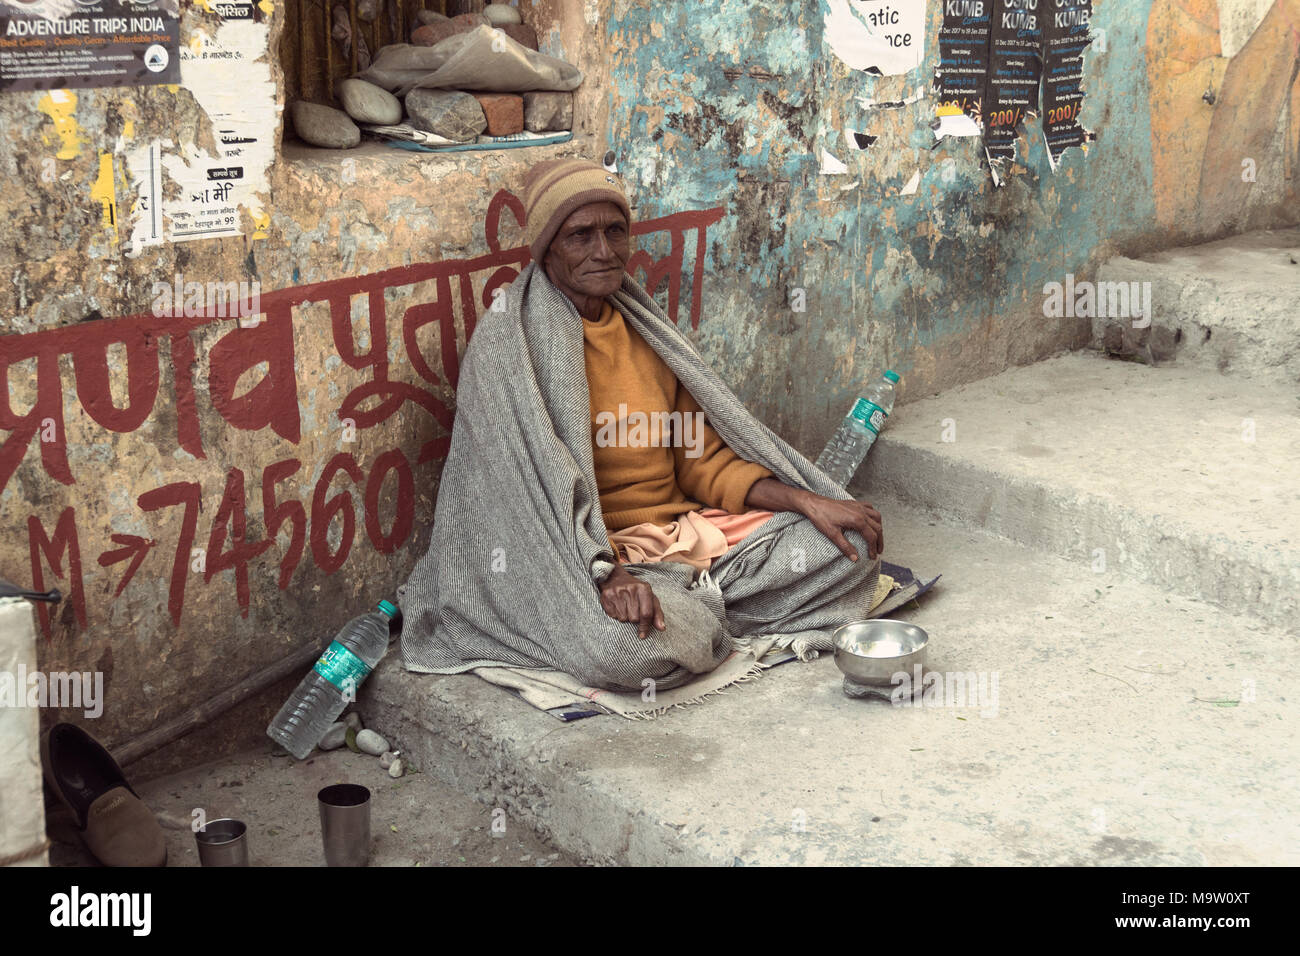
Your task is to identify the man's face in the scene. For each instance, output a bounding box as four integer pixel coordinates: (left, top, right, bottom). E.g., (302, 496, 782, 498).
(543, 201, 631, 306)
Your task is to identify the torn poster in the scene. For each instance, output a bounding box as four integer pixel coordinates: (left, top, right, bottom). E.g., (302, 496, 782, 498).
(819, 147, 850, 174)
(125, 13, 276, 251)
(933, 0, 992, 140)
(127, 140, 164, 249)
(1042, 0, 1094, 170)
(857, 86, 925, 110)
(824, 0, 927, 77)
(983, 0, 1043, 175)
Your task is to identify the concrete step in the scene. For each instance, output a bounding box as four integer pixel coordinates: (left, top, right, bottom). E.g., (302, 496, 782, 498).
(858, 352, 1300, 631)
(1092, 227, 1300, 381)
(360, 492, 1300, 866)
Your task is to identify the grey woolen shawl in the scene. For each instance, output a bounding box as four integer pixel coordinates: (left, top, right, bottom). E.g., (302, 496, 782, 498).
(398, 262, 854, 685)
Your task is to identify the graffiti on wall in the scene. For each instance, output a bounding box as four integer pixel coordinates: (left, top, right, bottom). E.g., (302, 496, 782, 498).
(2, 190, 724, 639)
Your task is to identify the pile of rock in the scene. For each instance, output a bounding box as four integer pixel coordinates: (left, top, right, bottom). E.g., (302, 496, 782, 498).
(318, 709, 405, 778)
(292, 3, 575, 150)
(412, 5, 536, 50)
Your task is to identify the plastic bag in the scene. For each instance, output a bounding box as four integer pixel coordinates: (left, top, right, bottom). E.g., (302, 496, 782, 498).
(358, 25, 583, 96)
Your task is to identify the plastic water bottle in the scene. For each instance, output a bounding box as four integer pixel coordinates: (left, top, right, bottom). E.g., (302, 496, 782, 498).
(815, 370, 900, 488)
(267, 600, 398, 759)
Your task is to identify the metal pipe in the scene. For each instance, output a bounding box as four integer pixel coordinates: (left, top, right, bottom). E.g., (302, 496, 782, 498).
(110, 641, 324, 768)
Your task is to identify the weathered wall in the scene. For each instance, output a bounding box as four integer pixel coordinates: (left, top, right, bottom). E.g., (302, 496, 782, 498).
(1, 0, 1296, 757)
(606, 0, 1300, 450)
(0, 0, 613, 757)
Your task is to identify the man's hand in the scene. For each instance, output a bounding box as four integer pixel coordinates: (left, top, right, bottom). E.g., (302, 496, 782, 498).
(599, 565, 665, 639)
(745, 478, 884, 561)
(800, 495, 884, 562)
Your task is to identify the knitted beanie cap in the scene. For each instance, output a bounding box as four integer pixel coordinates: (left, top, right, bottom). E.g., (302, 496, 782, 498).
(522, 158, 631, 264)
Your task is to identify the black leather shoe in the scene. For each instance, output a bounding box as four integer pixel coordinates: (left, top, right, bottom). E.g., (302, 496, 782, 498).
(41, 723, 166, 867)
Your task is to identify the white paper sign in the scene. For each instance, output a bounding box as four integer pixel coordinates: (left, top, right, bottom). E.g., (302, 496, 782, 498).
(125, 16, 276, 252)
(824, 0, 928, 76)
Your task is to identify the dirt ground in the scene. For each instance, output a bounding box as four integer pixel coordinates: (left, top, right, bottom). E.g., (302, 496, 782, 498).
(46, 744, 583, 868)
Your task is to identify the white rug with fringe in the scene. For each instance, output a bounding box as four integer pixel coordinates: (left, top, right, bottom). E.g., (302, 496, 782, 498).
(471, 573, 898, 720)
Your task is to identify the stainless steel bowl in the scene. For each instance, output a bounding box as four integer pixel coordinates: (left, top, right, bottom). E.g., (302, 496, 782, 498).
(832, 620, 929, 686)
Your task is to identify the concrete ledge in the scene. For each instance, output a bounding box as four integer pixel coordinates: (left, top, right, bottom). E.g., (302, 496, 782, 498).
(360, 494, 1300, 866)
(363, 655, 710, 865)
(1092, 227, 1300, 380)
(859, 353, 1299, 630)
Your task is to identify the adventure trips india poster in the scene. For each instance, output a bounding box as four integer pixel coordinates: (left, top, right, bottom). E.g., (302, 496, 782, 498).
(0, 0, 180, 92)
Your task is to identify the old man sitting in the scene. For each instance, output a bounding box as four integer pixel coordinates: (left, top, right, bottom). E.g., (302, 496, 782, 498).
(400, 158, 884, 691)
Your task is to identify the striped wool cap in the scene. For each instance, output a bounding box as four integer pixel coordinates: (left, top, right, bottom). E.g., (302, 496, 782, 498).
(522, 158, 631, 264)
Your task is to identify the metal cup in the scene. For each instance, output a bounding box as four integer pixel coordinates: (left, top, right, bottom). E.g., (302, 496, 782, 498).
(318, 783, 371, 867)
(832, 619, 929, 687)
(195, 818, 249, 867)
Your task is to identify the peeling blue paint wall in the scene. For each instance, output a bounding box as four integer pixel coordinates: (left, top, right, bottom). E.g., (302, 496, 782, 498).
(604, 0, 1298, 453)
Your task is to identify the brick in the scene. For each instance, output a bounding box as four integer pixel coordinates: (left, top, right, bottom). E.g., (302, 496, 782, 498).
(411, 13, 486, 47)
(472, 92, 524, 136)
(412, 23, 456, 46)
(451, 12, 489, 30)
(498, 23, 539, 50)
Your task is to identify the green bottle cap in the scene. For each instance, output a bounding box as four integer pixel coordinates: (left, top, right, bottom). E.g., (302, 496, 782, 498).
(883, 370, 900, 384)
(376, 600, 398, 618)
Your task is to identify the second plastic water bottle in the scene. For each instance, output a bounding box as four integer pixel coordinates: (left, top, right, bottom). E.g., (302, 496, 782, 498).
(815, 370, 900, 488)
(266, 600, 397, 760)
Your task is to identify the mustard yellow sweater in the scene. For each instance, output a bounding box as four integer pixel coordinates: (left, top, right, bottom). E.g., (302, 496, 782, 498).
(584, 303, 772, 530)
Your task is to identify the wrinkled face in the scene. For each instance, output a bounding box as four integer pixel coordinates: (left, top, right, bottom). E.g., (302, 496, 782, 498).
(543, 201, 631, 307)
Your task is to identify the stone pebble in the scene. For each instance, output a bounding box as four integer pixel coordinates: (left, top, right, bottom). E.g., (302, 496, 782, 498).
(483, 4, 523, 26)
(523, 91, 572, 132)
(338, 78, 402, 125)
(405, 89, 487, 142)
(291, 101, 360, 149)
(355, 728, 389, 755)
(318, 721, 347, 751)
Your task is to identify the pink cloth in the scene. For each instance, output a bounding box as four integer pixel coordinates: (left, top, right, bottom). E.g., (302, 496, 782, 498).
(609, 507, 776, 572)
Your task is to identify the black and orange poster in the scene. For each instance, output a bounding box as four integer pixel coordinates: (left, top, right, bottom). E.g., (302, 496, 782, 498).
(1042, 0, 1095, 169)
(935, 0, 992, 138)
(983, 0, 1044, 168)
(0, 0, 180, 92)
